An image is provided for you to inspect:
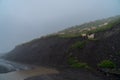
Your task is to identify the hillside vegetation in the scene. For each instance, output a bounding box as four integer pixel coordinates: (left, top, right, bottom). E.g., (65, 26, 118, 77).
(3, 15, 120, 79)
(55, 15, 120, 38)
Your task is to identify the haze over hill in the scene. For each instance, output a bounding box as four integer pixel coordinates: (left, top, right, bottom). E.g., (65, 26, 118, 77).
(0, 0, 120, 53)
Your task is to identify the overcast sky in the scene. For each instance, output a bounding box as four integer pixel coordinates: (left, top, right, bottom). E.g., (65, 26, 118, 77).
(0, 0, 120, 53)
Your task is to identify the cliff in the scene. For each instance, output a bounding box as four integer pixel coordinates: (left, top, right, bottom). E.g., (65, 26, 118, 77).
(4, 16, 120, 69)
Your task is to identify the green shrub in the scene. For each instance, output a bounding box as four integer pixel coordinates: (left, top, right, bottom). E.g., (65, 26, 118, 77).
(68, 57, 88, 68)
(98, 60, 116, 69)
(71, 41, 86, 49)
(70, 62, 88, 68)
(68, 57, 78, 64)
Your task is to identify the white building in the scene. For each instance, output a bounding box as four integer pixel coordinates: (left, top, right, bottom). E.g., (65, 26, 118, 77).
(87, 34, 95, 39)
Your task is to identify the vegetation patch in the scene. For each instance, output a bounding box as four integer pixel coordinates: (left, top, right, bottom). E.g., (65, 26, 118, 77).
(87, 19, 120, 34)
(58, 33, 82, 38)
(71, 41, 86, 49)
(98, 60, 116, 69)
(68, 57, 89, 69)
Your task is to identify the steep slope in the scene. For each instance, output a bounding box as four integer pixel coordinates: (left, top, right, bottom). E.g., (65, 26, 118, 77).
(4, 16, 120, 69)
(4, 36, 84, 66)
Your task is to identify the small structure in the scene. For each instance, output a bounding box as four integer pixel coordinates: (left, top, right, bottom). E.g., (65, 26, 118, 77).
(103, 22, 108, 25)
(81, 33, 87, 37)
(91, 27, 96, 30)
(82, 28, 91, 31)
(59, 32, 65, 35)
(87, 34, 95, 39)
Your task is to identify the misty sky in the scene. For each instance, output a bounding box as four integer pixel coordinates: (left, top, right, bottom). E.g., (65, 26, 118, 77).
(0, 0, 120, 53)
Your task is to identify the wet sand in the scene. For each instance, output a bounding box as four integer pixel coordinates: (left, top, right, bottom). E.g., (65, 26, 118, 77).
(0, 67, 59, 80)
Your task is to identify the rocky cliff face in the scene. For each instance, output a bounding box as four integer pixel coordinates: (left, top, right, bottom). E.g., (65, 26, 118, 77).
(4, 18, 120, 68)
(4, 36, 84, 66)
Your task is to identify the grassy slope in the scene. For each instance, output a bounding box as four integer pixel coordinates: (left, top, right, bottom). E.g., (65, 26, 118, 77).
(55, 15, 120, 38)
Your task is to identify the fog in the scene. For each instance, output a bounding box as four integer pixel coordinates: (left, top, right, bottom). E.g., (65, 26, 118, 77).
(0, 0, 120, 53)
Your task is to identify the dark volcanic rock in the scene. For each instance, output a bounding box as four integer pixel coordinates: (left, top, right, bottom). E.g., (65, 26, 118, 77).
(4, 36, 84, 66)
